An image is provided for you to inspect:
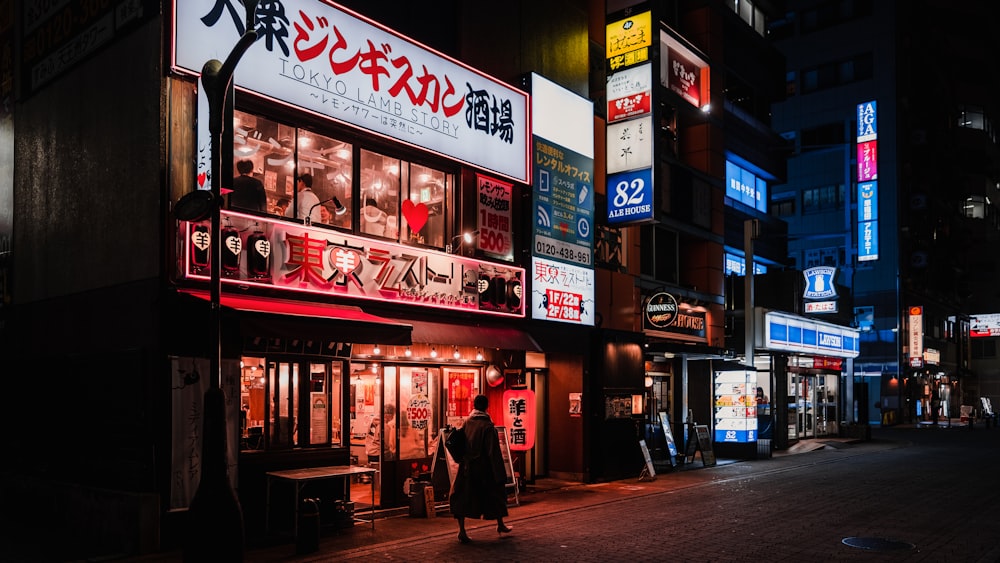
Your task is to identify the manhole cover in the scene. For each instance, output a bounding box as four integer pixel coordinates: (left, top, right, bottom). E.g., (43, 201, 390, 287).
(842, 537, 915, 551)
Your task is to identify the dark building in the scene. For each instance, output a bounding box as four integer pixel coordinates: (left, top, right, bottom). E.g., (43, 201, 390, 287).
(769, 0, 1000, 426)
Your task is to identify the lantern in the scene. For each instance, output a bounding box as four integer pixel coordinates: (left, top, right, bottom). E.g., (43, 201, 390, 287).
(502, 389, 535, 451)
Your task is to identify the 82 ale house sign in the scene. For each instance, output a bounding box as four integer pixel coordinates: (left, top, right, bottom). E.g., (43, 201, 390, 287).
(643, 291, 707, 343)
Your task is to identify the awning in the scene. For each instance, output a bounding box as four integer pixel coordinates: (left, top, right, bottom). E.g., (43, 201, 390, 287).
(407, 319, 541, 352)
(178, 289, 412, 345)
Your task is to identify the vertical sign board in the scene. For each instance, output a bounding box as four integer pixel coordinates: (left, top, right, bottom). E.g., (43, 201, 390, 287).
(638, 439, 656, 478)
(856, 101, 879, 262)
(909, 306, 924, 363)
(659, 411, 679, 461)
(529, 73, 596, 327)
(496, 427, 519, 504)
(695, 425, 716, 467)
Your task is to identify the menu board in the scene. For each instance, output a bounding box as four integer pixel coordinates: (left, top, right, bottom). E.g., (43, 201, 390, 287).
(496, 426, 519, 505)
(659, 412, 679, 460)
(714, 370, 758, 443)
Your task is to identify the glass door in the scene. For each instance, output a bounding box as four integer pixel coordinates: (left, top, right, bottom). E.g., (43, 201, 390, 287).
(267, 360, 298, 448)
(788, 374, 818, 440)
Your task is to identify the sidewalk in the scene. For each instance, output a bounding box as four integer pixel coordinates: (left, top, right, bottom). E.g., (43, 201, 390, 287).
(192, 434, 869, 562)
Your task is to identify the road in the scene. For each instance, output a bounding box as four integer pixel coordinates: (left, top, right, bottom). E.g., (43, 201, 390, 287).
(289, 424, 1000, 562)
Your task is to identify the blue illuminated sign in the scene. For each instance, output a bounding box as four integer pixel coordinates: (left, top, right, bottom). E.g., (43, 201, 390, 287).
(763, 311, 860, 358)
(803, 266, 838, 300)
(856, 101, 878, 262)
(607, 168, 653, 225)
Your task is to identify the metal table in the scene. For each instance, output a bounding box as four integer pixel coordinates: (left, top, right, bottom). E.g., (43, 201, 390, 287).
(265, 465, 377, 537)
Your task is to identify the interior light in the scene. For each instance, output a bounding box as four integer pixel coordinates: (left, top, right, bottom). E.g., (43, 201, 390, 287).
(453, 346, 461, 359)
(476, 348, 483, 361)
(405, 347, 412, 357)
(373, 344, 381, 355)
(430, 347, 438, 358)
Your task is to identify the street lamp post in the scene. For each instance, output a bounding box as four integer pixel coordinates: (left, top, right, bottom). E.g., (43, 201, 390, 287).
(184, 2, 258, 561)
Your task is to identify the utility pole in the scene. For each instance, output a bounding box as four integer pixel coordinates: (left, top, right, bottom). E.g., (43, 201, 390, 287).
(184, 2, 259, 561)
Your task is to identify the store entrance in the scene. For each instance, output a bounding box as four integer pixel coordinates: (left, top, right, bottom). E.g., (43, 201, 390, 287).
(787, 372, 840, 441)
(788, 374, 816, 441)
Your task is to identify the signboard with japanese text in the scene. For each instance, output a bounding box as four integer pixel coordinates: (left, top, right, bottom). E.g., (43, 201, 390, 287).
(606, 9, 652, 72)
(183, 210, 526, 317)
(21, 0, 159, 96)
(173, 0, 529, 184)
(502, 389, 535, 451)
(476, 174, 513, 260)
(530, 257, 595, 326)
(857, 141, 878, 182)
(659, 29, 709, 109)
(856, 101, 879, 261)
(607, 63, 652, 123)
(529, 73, 595, 275)
(714, 370, 757, 444)
(971, 313, 1000, 337)
(532, 138, 594, 267)
(606, 115, 653, 174)
(909, 306, 923, 359)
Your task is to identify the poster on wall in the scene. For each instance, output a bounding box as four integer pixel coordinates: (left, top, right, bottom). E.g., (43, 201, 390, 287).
(713, 370, 757, 444)
(476, 174, 513, 260)
(169, 357, 240, 511)
(530, 256, 595, 326)
(446, 370, 476, 425)
(569, 392, 582, 416)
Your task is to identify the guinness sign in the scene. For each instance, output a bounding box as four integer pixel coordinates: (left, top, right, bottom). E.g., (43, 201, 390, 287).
(645, 292, 679, 329)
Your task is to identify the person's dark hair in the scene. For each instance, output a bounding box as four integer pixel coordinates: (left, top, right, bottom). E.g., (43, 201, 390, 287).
(385, 403, 396, 416)
(473, 394, 488, 411)
(297, 173, 313, 187)
(236, 159, 254, 175)
(276, 197, 290, 208)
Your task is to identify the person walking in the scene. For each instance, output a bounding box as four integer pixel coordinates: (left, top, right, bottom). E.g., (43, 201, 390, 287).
(450, 394, 512, 543)
(230, 159, 267, 212)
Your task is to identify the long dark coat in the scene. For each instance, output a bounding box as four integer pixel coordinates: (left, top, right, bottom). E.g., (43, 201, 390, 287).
(449, 412, 509, 520)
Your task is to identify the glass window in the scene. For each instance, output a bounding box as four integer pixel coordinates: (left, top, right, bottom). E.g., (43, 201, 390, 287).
(406, 162, 447, 248)
(397, 367, 440, 460)
(234, 109, 458, 249)
(297, 130, 353, 229)
(240, 357, 344, 451)
(359, 150, 401, 239)
(233, 110, 296, 216)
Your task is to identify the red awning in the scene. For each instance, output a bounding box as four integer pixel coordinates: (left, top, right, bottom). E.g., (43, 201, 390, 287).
(407, 319, 541, 351)
(178, 289, 412, 345)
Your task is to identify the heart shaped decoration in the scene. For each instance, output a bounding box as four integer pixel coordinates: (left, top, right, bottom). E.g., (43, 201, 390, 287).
(191, 229, 211, 251)
(197, 171, 207, 188)
(402, 200, 429, 233)
(225, 235, 242, 255)
(332, 248, 362, 276)
(254, 239, 271, 258)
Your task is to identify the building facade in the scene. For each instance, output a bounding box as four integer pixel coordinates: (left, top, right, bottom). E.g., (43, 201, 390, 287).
(769, 0, 1000, 426)
(1, 0, 798, 558)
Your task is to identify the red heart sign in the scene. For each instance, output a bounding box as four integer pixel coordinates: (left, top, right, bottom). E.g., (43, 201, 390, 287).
(197, 172, 207, 188)
(402, 200, 429, 233)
